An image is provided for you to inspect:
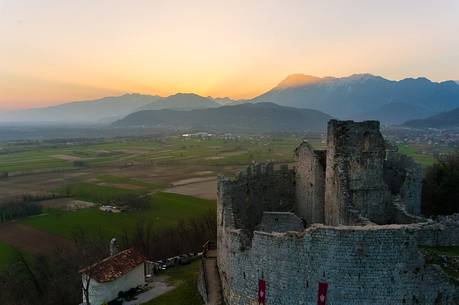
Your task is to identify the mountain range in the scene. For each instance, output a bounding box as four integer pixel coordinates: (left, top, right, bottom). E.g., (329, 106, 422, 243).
(2, 73, 459, 126)
(252, 74, 459, 124)
(403, 107, 459, 129)
(0, 93, 222, 123)
(113, 102, 332, 133)
(0, 94, 160, 123)
(138, 93, 219, 111)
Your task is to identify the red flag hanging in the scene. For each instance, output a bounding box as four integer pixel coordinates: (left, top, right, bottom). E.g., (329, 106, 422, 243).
(317, 282, 328, 305)
(258, 279, 266, 305)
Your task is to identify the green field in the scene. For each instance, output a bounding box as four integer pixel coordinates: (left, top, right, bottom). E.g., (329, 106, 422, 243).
(0, 136, 307, 174)
(0, 134, 449, 275)
(95, 175, 159, 188)
(1, 136, 448, 174)
(143, 260, 203, 305)
(21, 192, 215, 239)
(0, 242, 19, 270)
(398, 145, 436, 167)
(54, 182, 145, 203)
(0, 149, 71, 172)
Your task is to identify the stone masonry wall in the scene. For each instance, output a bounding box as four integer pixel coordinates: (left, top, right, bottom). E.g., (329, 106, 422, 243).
(217, 163, 296, 237)
(384, 152, 422, 215)
(216, 120, 457, 305)
(324, 120, 391, 225)
(218, 223, 459, 305)
(295, 142, 326, 225)
(416, 214, 459, 247)
(259, 212, 304, 233)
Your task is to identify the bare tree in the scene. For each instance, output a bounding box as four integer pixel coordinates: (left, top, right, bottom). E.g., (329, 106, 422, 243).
(72, 228, 108, 305)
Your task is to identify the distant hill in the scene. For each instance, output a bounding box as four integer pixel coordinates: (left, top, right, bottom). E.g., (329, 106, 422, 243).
(0, 94, 161, 123)
(113, 102, 332, 133)
(353, 102, 431, 125)
(5, 73, 458, 126)
(252, 74, 459, 124)
(0, 93, 223, 124)
(138, 93, 219, 111)
(403, 107, 459, 129)
(212, 97, 239, 106)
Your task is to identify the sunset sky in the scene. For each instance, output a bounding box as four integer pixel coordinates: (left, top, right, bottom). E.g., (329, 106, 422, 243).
(1, 0, 458, 111)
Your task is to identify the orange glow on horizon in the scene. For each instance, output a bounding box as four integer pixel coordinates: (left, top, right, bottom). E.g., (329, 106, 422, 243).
(1, 0, 458, 110)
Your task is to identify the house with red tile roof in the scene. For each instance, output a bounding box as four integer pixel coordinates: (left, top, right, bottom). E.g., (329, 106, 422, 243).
(79, 248, 147, 305)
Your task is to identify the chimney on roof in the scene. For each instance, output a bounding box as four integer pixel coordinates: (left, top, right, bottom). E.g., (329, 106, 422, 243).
(110, 238, 118, 256)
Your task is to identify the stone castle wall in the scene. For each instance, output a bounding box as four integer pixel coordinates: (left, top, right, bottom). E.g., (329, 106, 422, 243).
(259, 212, 304, 233)
(384, 152, 423, 216)
(416, 214, 459, 247)
(324, 120, 390, 225)
(217, 221, 459, 305)
(295, 142, 326, 225)
(217, 120, 459, 305)
(217, 163, 459, 305)
(217, 163, 296, 240)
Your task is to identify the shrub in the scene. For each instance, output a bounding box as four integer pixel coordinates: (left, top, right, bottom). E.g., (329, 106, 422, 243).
(422, 150, 459, 216)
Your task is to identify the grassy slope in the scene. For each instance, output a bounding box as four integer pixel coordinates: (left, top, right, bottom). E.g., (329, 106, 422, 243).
(142, 260, 203, 305)
(0, 242, 19, 270)
(21, 192, 215, 239)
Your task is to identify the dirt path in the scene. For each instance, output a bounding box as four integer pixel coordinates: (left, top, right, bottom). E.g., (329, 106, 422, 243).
(203, 249, 223, 305)
(165, 177, 217, 200)
(0, 222, 74, 255)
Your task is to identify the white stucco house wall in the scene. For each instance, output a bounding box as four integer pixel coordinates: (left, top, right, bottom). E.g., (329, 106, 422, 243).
(80, 248, 147, 305)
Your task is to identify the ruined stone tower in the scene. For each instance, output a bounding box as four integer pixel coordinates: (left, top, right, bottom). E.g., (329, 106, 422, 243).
(324, 120, 390, 225)
(294, 141, 326, 224)
(217, 120, 459, 305)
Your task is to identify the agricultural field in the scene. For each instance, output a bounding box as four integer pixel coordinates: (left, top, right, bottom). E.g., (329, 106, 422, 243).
(21, 192, 215, 239)
(0, 133, 447, 274)
(0, 135, 309, 199)
(0, 136, 307, 175)
(398, 144, 436, 167)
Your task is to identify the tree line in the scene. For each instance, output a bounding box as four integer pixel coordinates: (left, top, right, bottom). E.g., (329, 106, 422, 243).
(422, 150, 459, 216)
(0, 210, 216, 305)
(0, 193, 65, 223)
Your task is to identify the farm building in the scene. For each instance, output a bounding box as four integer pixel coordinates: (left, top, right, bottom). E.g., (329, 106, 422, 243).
(79, 248, 147, 305)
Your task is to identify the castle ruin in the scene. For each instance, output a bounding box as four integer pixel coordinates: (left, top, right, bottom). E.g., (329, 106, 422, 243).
(217, 120, 459, 305)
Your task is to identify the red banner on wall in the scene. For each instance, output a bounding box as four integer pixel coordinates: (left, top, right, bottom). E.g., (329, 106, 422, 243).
(258, 279, 266, 305)
(317, 282, 328, 305)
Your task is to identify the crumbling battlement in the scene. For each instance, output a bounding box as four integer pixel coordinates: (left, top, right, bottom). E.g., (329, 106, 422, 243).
(217, 120, 459, 305)
(220, 120, 423, 231)
(218, 163, 296, 236)
(295, 142, 326, 224)
(259, 212, 304, 233)
(384, 152, 423, 215)
(217, 120, 433, 236)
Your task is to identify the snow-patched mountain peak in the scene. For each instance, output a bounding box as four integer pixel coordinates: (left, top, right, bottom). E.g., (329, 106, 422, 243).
(275, 74, 322, 89)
